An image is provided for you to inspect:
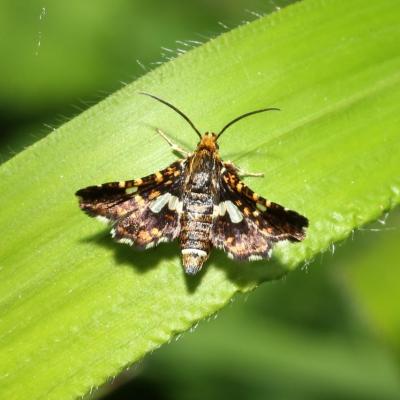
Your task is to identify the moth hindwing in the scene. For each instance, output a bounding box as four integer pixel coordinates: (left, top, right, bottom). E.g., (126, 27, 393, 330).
(76, 93, 308, 275)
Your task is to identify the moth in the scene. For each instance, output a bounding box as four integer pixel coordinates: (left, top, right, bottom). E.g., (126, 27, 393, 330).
(76, 93, 308, 275)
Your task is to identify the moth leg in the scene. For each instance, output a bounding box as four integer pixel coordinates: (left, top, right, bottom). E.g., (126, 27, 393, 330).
(223, 160, 264, 178)
(156, 128, 190, 158)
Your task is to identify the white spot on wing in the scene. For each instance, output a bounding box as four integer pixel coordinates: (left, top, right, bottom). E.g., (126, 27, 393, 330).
(256, 203, 267, 212)
(111, 228, 116, 238)
(168, 195, 180, 211)
(219, 202, 226, 216)
(126, 187, 138, 194)
(117, 237, 133, 245)
(248, 255, 263, 261)
(225, 200, 243, 223)
(176, 199, 183, 213)
(96, 215, 110, 224)
(149, 192, 171, 213)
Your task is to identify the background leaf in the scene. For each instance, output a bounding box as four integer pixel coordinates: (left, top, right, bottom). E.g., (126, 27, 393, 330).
(0, 0, 289, 160)
(0, 0, 399, 399)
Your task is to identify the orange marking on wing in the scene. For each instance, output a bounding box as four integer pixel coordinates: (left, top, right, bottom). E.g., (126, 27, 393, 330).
(134, 178, 143, 186)
(135, 195, 145, 205)
(155, 171, 163, 183)
(149, 190, 161, 200)
(151, 228, 161, 237)
(138, 230, 152, 242)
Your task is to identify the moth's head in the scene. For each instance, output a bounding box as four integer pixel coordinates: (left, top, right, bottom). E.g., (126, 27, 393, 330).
(198, 132, 219, 151)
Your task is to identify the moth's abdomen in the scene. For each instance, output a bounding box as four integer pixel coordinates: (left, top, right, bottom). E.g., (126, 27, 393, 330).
(180, 191, 214, 275)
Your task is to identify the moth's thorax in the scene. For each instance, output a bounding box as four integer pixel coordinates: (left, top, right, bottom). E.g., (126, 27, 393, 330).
(187, 148, 220, 191)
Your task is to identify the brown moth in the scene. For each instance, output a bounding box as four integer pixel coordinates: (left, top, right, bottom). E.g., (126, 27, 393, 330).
(76, 93, 308, 274)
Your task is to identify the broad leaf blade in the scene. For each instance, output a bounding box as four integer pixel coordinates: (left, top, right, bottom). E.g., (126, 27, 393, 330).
(0, 0, 399, 398)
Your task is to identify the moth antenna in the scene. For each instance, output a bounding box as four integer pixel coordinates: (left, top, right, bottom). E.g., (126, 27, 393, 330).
(140, 92, 202, 140)
(216, 108, 280, 140)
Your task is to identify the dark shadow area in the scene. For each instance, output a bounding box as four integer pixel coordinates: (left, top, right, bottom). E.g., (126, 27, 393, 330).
(182, 266, 207, 293)
(81, 229, 177, 275)
(99, 375, 167, 400)
(81, 229, 214, 292)
(210, 248, 287, 285)
(81, 227, 287, 293)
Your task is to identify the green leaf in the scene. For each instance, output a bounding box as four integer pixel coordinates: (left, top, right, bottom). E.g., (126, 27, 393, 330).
(1, 0, 399, 398)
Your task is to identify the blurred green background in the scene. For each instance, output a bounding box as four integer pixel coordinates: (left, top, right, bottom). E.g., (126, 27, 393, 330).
(1, 1, 399, 399)
(0, 0, 294, 161)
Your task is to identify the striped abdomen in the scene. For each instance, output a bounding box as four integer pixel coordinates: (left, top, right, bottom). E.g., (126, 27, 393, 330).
(179, 150, 219, 274)
(180, 191, 214, 274)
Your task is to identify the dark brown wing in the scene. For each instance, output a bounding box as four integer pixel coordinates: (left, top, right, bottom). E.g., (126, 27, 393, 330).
(211, 163, 308, 261)
(76, 160, 185, 248)
(111, 200, 180, 249)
